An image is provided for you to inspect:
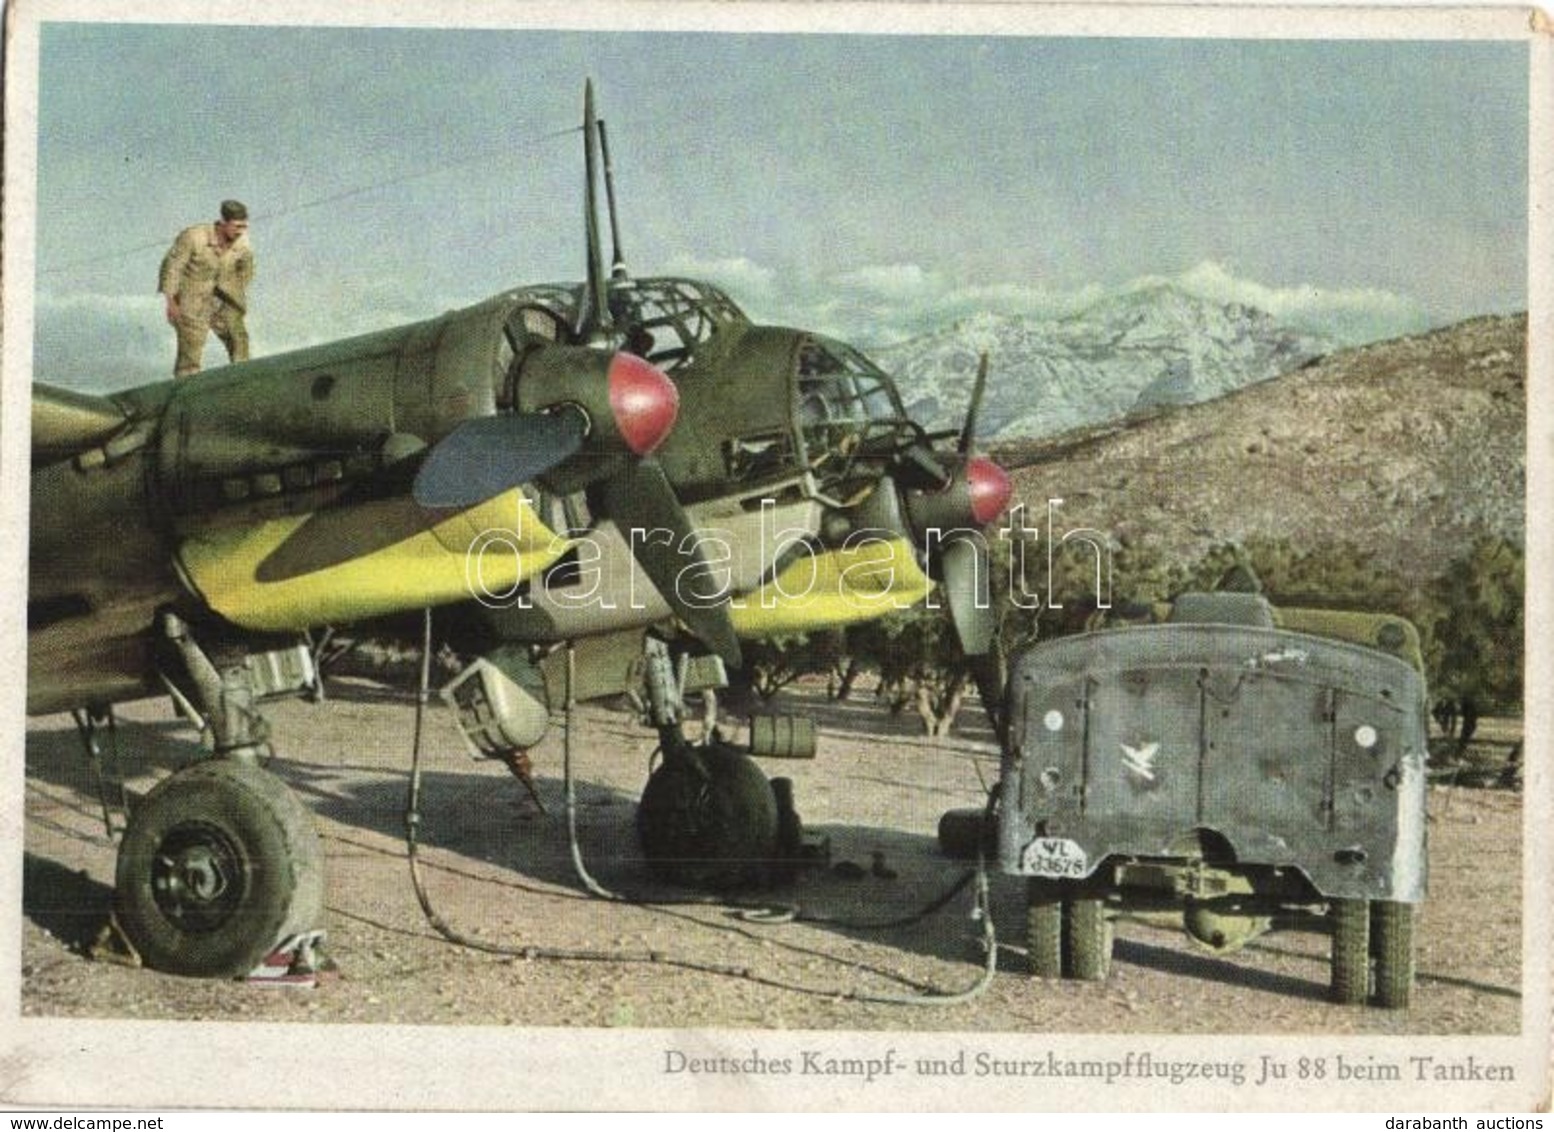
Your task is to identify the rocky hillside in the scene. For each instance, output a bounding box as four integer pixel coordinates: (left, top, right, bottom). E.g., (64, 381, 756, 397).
(875, 284, 1335, 440)
(992, 314, 1526, 592)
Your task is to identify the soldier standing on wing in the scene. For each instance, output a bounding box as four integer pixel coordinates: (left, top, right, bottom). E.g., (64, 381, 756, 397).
(159, 199, 255, 377)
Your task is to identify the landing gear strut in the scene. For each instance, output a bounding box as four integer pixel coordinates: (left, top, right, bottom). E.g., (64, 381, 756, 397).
(71, 706, 129, 840)
(109, 613, 325, 977)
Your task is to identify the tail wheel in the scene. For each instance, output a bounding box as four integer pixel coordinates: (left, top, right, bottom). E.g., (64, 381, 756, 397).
(1329, 897, 1371, 1005)
(1063, 897, 1113, 981)
(1371, 900, 1416, 1009)
(1026, 879, 1063, 978)
(115, 759, 324, 978)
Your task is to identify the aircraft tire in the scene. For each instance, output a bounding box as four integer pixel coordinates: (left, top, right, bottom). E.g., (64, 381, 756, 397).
(1370, 900, 1415, 1009)
(1026, 879, 1063, 978)
(1063, 896, 1113, 981)
(637, 744, 779, 889)
(114, 758, 324, 978)
(1329, 897, 1371, 1005)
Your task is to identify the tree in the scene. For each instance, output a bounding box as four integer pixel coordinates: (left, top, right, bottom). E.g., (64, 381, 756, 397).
(1431, 537, 1524, 711)
(739, 631, 846, 700)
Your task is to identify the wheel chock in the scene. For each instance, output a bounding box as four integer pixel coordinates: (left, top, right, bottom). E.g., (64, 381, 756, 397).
(244, 930, 329, 988)
(88, 913, 142, 969)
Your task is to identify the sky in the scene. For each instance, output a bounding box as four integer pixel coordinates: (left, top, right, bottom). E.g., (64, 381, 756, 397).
(23, 20, 1533, 389)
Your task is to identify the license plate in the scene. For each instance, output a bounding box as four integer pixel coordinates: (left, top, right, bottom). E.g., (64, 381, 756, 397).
(1021, 837, 1090, 878)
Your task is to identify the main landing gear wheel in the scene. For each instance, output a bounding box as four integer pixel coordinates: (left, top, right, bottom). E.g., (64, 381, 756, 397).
(114, 759, 324, 978)
(637, 743, 779, 889)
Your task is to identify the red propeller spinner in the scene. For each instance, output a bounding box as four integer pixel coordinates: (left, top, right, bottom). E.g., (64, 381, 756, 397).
(965, 455, 1013, 526)
(607, 351, 680, 456)
(901, 452, 1014, 545)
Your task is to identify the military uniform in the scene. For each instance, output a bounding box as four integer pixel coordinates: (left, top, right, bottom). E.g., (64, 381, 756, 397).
(159, 223, 255, 377)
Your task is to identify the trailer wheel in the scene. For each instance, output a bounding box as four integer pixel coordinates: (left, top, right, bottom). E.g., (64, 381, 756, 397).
(1329, 897, 1371, 1005)
(115, 759, 324, 978)
(1064, 897, 1112, 981)
(1026, 879, 1063, 978)
(1371, 901, 1415, 1009)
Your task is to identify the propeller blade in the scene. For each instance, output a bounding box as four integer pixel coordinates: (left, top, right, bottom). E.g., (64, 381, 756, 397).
(901, 439, 951, 488)
(598, 119, 628, 281)
(256, 494, 450, 583)
(579, 80, 611, 340)
(959, 352, 989, 455)
(411, 410, 587, 509)
(966, 650, 1009, 746)
(940, 536, 996, 657)
(599, 457, 743, 669)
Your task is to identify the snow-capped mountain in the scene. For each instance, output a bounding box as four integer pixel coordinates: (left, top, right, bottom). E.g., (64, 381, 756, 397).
(872, 284, 1336, 440)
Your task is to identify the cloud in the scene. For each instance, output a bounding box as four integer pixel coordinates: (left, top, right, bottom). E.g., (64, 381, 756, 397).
(703, 259, 1430, 349)
(34, 273, 454, 391)
(257, 274, 451, 353)
(1161, 261, 1432, 346)
(665, 258, 1108, 346)
(33, 291, 169, 389)
(33, 259, 1431, 394)
(831, 264, 934, 303)
(658, 255, 779, 312)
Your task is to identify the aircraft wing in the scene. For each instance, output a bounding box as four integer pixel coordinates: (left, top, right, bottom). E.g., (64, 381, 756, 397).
(32, 382, 129, 466)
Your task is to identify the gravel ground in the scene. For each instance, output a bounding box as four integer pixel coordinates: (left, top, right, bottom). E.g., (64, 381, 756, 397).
(21, 678, 1525, 1038)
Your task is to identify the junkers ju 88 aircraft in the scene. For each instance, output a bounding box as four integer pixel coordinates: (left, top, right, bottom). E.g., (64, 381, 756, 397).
(27, 83, 1013, 979)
